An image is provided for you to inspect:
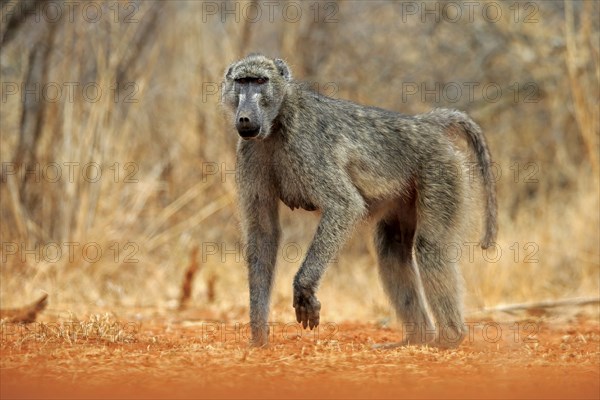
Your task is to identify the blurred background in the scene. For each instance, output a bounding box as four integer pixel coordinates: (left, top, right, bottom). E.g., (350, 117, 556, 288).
(1, 0, 598, 323)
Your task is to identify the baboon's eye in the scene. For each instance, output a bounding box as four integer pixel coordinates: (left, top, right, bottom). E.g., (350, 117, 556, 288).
(235, 77, 267, 85)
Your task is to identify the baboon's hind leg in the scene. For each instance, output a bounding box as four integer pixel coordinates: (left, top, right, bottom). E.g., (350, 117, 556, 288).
(374, 202, 435, 348)
(414, 178, 467, 348)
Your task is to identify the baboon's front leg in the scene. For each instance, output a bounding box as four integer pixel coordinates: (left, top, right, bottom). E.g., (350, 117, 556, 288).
(293, 200, 365, 329)
(242, 196, 280, 347)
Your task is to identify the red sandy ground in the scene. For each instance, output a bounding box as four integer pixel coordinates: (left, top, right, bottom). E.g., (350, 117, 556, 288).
(1, 315, 599, 399)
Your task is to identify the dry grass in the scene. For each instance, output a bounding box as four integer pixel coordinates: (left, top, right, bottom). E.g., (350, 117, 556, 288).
(0, 1, 598, 325)
(1, 313, 599, 398)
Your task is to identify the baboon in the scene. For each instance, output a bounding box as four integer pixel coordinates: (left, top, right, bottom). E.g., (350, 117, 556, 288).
(222, 54, 497, 348)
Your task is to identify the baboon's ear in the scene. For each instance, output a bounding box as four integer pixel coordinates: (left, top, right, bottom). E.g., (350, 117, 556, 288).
(225, 64, 234, 80)
(274, 59, 292, 81)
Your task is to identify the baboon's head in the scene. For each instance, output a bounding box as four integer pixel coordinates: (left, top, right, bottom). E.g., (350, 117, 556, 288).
(223, 54, 292, 140)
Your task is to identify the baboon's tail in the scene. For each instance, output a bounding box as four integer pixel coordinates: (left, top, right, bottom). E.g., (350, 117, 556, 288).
(457, 115, 497, 249)
(428, 109, 498, 249)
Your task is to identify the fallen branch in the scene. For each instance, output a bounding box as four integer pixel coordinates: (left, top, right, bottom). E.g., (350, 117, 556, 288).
(481, 297, 600, 313)
(0, 294, 48, 323)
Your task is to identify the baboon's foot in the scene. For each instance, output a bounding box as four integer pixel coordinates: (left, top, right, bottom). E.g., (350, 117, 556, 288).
(431, 340, 463, 349)
(293, 285, 321, 330)
(249, 324, 270, 347)
(431, 328, 466, 349)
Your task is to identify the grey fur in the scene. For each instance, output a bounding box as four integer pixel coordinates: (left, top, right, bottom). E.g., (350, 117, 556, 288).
(222, 54, 498, 347)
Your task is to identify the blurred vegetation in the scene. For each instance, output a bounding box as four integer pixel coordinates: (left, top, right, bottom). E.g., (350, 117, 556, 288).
(0, 0, 598, 321)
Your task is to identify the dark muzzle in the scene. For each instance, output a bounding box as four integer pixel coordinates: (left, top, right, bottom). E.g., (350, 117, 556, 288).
(236, 115, 261, 139)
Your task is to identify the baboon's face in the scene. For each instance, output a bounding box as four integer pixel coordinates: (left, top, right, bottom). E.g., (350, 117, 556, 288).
(223, 54, 291, 140)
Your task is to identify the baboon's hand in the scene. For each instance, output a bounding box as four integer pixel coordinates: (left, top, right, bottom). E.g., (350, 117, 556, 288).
(293, 284, 321, 330)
